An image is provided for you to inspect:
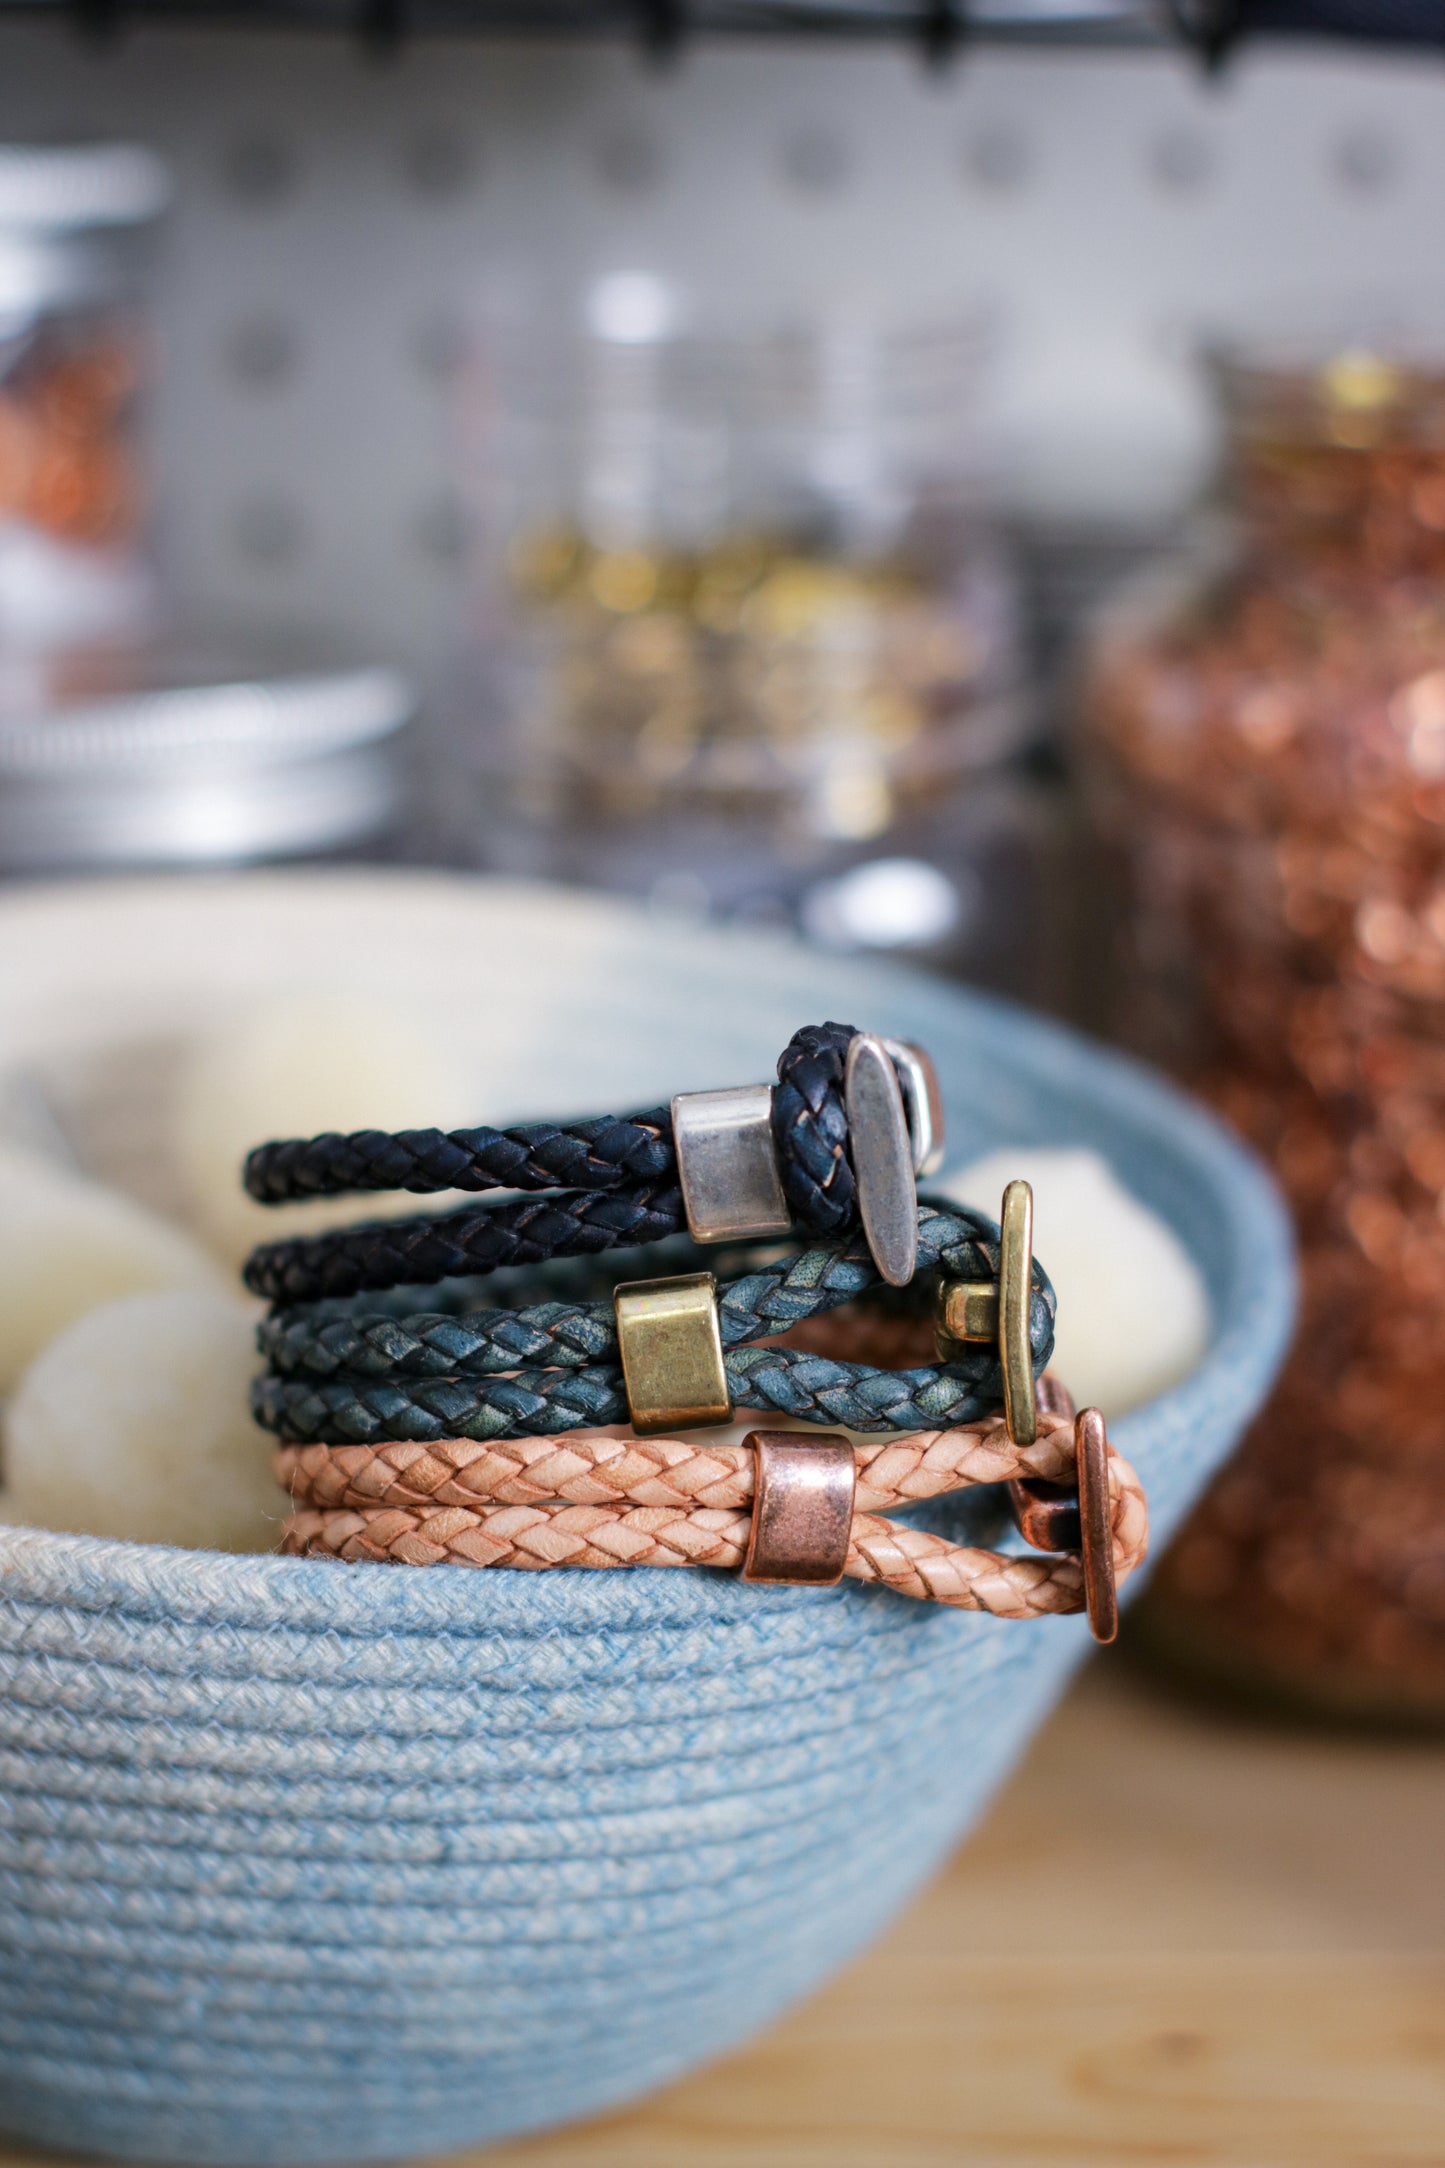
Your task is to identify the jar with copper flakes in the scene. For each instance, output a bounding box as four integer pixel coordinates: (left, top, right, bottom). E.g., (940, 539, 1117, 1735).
(0, 145, 168, 673)
(1084, 340, 1445, 1722)
(442, 280, 1069, 1002)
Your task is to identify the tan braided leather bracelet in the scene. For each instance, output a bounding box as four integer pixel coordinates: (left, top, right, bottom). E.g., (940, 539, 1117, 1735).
(275, 1407, 1078, 1514)
(276, 1398, 1148, 1628)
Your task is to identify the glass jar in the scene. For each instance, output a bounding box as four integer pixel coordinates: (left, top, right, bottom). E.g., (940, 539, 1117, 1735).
(440, 278, 1069, 1000)
(0, 143, 168, 671)
(1084, 340, 1445, 1723)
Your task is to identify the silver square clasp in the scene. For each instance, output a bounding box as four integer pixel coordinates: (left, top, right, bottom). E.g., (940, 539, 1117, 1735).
(671, 1083, 793, 1244)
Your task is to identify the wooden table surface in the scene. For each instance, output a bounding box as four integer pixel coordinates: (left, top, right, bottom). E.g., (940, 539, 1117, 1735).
(5, 1657, 1443, 2168)
(476, 1656, 1445, 2168)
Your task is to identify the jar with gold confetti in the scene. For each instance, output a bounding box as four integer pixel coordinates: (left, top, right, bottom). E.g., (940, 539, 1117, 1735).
(0, 145, 168, 677)
(1084, 337, 1445, 1722)
(444, 279, 1065, 1000)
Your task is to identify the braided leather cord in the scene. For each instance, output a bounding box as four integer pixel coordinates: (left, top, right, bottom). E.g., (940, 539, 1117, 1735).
(255, 1203, 1005, 1381)
(243, 1183, 688, 1305)
(769, 1020, 858, 1233)
(250, 1205, 1057, 1445)
(244, 1108, 674, 1204)
(274, 1406, 1081, 1513)
(242, 1022, 867, 1302)
(243, 1021, 859, 1204)
(277, 1440, 1149, 1619)
(253, 1344, 1033, 1444)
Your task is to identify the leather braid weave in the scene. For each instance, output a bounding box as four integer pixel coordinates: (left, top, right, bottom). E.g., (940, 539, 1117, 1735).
(260, 1296, 618, 1380)
(243, 1025, 857, 1216)
(250, 1206, 1056, 1445)
(277, 1441, 1149, 1619)
(255, 1204, 1013, 1381)
(243, 1182, 686, 1305)
(241, 1023, 870, 1303)
(244, 1109, 673, 1203)
(769, 1020, 858, 1233)
(274, 1405, 1081, 1513)
(252, 1346, 1026, 1444)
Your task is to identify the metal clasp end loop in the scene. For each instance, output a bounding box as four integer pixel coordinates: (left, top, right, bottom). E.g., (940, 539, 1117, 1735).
(845, 1031, 919, 1288)
(673, 1037, 943, 1288)
(934, 1177, 1038, 1447)
(881, 1038, 945, 1177)
(1005, 1377, 1120, 1646)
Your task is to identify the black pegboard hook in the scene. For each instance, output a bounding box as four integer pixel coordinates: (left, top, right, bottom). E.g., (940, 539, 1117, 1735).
(1168, 0, 1245, 72)
(922, 0, 968, 66)
(358, 0, 406, 61)
(639, 0, 687, 64)
(71, 0, 123, 44)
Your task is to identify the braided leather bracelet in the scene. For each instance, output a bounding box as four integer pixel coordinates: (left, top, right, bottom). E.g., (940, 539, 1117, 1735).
(244, 1020, 895, 1217)
(273, 1405, 1081, 1513)
(276, 1399, 1148, 1633)
(243, 1022, 938, 1302)
(250, 1204, 1057, 1445)
(247, 1016, 1148, 1635)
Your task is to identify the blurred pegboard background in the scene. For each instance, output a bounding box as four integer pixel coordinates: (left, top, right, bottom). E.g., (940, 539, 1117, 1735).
(0, 21, 1441, 669)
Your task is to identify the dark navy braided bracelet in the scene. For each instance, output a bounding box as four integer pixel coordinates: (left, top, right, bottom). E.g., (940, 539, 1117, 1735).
(244, 1180, 687, 1306)
(242, 1021, 870, 1304)
(249, 1203, 1057, 1446)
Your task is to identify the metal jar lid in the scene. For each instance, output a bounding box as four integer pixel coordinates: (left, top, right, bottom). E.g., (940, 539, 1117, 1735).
(0, 143, 170, 322)
(0, 646, 416, 873)
(0, 144, 170, 233)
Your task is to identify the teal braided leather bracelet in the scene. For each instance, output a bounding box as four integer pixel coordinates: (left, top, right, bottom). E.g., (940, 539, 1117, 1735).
(251, 1203, 1057, 1446)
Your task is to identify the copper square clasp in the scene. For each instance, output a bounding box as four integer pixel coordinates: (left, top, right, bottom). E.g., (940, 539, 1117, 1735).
(742, 1431, 857, 1586)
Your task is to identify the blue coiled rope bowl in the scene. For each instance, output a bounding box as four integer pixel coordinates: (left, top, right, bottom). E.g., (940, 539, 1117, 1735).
(0, 872, 1296, 2165)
